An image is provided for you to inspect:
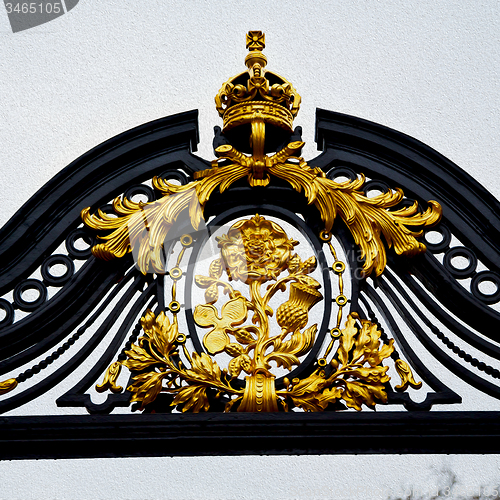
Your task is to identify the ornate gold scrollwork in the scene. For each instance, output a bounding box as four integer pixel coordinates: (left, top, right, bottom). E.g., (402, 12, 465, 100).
(90, 32, 428, 412)
(83, 32, 440, 277)
(97, 215, 421, 412)
(83, 139, 441, 277)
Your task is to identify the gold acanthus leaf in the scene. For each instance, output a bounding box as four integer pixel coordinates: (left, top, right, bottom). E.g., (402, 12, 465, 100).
(82, 141, 441, 277)
(267, 325, 317, 370)
(82, 162, 251, 274)
(267, 159, 441, 276)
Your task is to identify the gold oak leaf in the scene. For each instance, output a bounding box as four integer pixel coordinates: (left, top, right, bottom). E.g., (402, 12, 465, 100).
(337, 315, 358, 366)
(286, 372, 328, 399)
(349, 365, 391, 385)
(128, 371, 168, 410)
(193, 296, 248, 354)
(341, 381, 387, 411)
(289, 393, 325, 412)
(351, 319, 394, 366)
(281, 315, 409, 412)
(141, 310, 179, 358)
(171, 384, 210, 413)
(122, 310, 180, 372)
(315, 387, 343, 410)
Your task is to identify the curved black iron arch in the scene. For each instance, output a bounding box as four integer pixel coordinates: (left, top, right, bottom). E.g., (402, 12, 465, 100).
(0, 271, 148, 415)
(376, 273, 500, 401)
(0, 107, 499, 456)
(313, 109, 500, 274)
(405, 253, 500, 340)
(56, 282, 157, 415)
(0, 110, 207, 296)
(394, 262, 500, 361)
(0, 258, 131, 374)
(359, 285, 461, 411)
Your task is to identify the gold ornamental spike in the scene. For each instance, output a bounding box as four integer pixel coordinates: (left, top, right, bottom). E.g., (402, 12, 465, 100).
(245, 31, 265, 51)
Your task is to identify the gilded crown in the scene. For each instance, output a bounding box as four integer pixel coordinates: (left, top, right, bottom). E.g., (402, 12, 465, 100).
(215, 31, 301, 135)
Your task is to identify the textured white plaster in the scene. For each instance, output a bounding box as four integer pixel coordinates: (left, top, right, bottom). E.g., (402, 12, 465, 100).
(0, 0, 499, 498)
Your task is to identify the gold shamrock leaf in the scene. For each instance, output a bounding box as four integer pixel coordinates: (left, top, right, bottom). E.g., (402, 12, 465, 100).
(193, 296, 248, 354)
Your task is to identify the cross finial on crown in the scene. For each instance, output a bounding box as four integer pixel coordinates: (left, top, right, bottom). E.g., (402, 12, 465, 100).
(246, 31, 265, 51)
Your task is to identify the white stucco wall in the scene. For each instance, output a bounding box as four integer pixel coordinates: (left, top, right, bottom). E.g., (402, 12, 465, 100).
(1, 1, 499, 498)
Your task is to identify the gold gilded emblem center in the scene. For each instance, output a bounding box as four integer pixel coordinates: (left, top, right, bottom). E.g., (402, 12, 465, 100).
(91, 32, 429, 412)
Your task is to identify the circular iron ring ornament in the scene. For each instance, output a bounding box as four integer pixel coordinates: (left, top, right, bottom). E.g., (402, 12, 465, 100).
(423, 224, 452, 254)
(363, 180, 392, 198)
(0, 298, 15, 327)
(41, 254, 75, 287)
(158, 169, 190, 186)
(66, 229, 96, 260)
(123, 185, 155, 204)
(471, 271, 500, 305)
(325, 166, 358, 183)
(443, 247, 478, 279)
(13, 279, 48, 312)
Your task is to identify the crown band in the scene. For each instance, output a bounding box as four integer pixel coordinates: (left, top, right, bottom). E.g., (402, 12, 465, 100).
(223, 101, 294, 132)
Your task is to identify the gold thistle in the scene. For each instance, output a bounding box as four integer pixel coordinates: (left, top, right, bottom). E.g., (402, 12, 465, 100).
(97, 216, 421, 412)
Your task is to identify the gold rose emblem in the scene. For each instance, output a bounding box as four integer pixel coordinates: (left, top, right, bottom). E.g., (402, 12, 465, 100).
(217, 214, 298, 284)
